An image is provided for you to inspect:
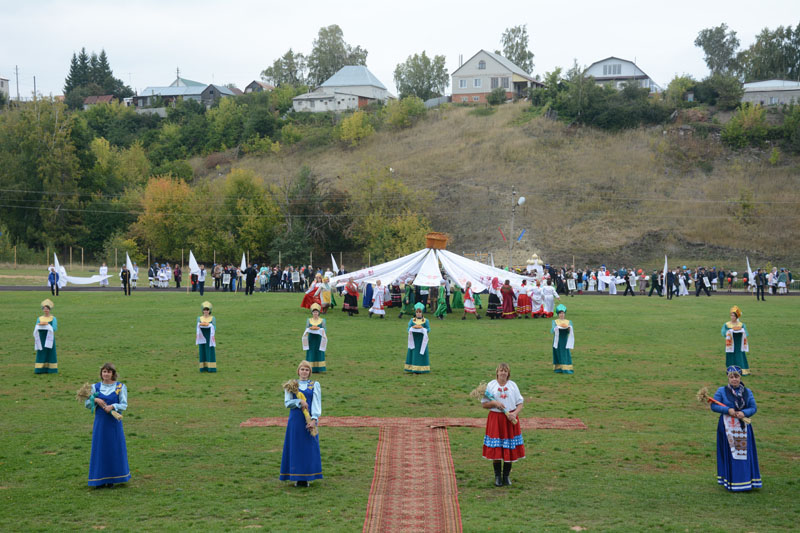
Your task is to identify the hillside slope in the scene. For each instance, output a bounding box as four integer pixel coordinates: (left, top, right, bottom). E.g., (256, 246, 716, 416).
(210, 103, 799, 267)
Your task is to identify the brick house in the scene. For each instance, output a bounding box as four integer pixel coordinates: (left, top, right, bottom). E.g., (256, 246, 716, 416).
(451, 50, 542, 104)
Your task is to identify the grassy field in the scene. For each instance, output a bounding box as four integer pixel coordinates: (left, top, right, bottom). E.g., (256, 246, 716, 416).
(0, 290, 798, 532)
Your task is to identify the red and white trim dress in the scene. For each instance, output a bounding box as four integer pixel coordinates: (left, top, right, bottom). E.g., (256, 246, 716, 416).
(516, 286, 532, 316)
(463, 287, 477, 314)
(481, 379, 526, 462)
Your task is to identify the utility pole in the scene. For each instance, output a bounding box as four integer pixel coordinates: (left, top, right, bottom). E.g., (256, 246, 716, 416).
(508, 185, 517, 268)
(15, 65, 20, 101)
(33, 76, 36, 102)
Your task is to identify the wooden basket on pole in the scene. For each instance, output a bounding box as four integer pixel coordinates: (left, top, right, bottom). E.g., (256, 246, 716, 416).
(425, 232, 449, 250)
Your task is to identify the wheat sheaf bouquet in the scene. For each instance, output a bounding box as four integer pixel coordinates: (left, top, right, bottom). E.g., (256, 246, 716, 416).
(696, 386, 751, 425)
(283, 379, 318, 436)
(470, 381, 518, 424)
(76, 382, 123, 421)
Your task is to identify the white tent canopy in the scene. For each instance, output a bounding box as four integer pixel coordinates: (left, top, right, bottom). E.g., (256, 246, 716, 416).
(328, 248, 536, 291)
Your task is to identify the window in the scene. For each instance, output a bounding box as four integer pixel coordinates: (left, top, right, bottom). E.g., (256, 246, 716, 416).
(459, 79, 467, 89)
(491, 77, 499, 89)
(310, 100, 315, 108)
(603, 65, 608, 75)
(501, 77, 509, 88)
(461, 97, 468, 102)
(770, 96, 778, 105)
(474, 78, 481, 88)
(478, 60, 486, 70)
(473, 96, 480, 101)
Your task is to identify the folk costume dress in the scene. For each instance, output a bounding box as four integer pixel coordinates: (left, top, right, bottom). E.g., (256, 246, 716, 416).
(451, 288, 464, 310)
(481, 379, 525, 462)
(541, 285, 559, 317)
(370, 285, 389, 316)
(280, 380, 323, 483)
(710, 384, 761, 491)
(434, 288, 448, 318)
(34, 315, 58, 374)
(500, 284, 516, 319)
(551, 318, 575, 374)
(516, 285, 532, 317)
(405, 316, 431, 373)
(722, 321, 750, 375)
(463, 287, 477, 315)
(343, 281, 360, 315)
(390, 284, 402, 308)
(302, 317, 327, 373)
(401, 285, 416, 316)
(85, 382, 131, 487)
(362, 283, 373, 309)
(531, 285, 545, 317)
(301, 282, 321, 309)
(196, 316, 217, 372)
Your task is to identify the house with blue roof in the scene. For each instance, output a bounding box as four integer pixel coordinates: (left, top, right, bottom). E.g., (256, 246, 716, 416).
(133, 76, 235, 108)
(292, 65, 393, 113)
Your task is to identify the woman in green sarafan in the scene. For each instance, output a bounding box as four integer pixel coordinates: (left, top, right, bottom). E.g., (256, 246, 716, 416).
(451, 284, 464, 310)
(551, 304, 574, 374)
(398, 282, 416, 319)
(405, 303, 430, 373)
(196, 301, 217, 372)
(302, 303, 327, 373)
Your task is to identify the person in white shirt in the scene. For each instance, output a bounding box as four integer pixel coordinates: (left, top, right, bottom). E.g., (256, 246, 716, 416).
(479, 363, 525, 486)
(99, 263, 109, 287)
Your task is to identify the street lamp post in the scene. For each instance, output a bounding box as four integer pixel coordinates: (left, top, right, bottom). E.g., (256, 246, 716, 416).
(507, 186, 526, 269)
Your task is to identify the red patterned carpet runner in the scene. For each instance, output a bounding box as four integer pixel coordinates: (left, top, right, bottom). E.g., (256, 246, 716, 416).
(242, 416, 586, 532)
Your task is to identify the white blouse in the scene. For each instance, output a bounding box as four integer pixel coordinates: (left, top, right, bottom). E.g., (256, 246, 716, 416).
(481, 379, 523, 413)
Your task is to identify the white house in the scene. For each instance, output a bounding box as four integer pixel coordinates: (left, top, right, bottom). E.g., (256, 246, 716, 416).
(584, 57, 662, 93)
(742, 80, 800, 106)
(0, 76, 9, 101)
(451, 50, 542, 104)
(293, 65, 391, 113)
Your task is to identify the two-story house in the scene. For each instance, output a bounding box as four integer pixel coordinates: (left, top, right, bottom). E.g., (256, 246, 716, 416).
(584, 57, 662, 93)
(451, 50, 543, 104)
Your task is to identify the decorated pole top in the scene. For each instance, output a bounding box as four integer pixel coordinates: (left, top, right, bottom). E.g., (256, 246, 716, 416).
(425, 232, 448, 250)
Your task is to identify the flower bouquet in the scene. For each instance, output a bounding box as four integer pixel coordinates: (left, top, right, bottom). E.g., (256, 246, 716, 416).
(470, 382, 517, 425)
(283, 379, 318, 436)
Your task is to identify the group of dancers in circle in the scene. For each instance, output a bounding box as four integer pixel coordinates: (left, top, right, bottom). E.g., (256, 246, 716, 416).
(30, 285, 759, 491)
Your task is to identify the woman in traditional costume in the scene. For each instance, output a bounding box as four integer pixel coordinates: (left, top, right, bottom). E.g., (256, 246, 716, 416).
(481, 363, 525, 486)
(530, 281, 544, 318)
(319, 277, 333, 314)
(302, 304, 327, 373)
(710, 366, 761, 491)
(369, 280, 389, 319)
(301, 274, 323, 309)
(486, 278, 502, 319)
(516, 280, 531, 318)
(405, 303, 430, 373)
(34, 299, 58, 374)
(541, 279, 559, 318)
(451, 284, 464, 311)
(399, 282, 415, 319)
(280, 360, 323, 486)
(722, 306, 750, 375)
(86, 363, 131, 487)
(390, 281, 402, 309)
(342, 278, 360, 316)
(362, 282, 373, 310)
(500, 280, 516, 319)
(196, 301, 217, 372)
(434, 281, 448, 320)
(462, 281, 480, 320)
(551, 304, 574, 374)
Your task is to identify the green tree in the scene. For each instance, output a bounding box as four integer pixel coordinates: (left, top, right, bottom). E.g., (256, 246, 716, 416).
(665, 75, 696, 107)
(694, 74, 744, 110)
(737, 23, 800, 82)
(487, 87, 507, 105)
(695, 24, 740, 75)
(383, 97, 426, 129)
(261, 49, 307, 86)
(307, 25, 368, 86)
(64, 48, 133, 107)
(496, 25, 535, 73)
(393, 51, 449, 100)
(721, 103, 768, 148)
(205, 97, 245, 150)
(64, 48, 91, 94)
(132, 176, 195, 258)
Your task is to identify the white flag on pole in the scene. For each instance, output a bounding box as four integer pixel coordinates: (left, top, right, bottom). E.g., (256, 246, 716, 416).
(240, 252, 247, 271)
(188, 251, 200, 275)
(663, 255, 668, 290)
(126, 253, 134, 274)
(331, 254, 339, 274)
(746, 256, 754, 286)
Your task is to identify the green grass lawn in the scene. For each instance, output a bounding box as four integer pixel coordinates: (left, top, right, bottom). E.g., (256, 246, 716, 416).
(0, 290, 798, 532)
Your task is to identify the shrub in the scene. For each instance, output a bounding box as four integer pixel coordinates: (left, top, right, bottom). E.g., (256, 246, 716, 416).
(487, 87, 507, 106)
(338, 110, 374, 147)
(383, 97, 426, 129)
(721, 104, 768, 149)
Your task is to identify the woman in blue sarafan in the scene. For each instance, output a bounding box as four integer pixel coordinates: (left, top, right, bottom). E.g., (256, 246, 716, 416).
(85, 362, 131, 487)
(280, 360, 323, 487)
(710, 366, 761, 491)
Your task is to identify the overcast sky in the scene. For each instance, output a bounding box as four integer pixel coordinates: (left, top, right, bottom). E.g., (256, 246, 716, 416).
(1, 0, 794, 98)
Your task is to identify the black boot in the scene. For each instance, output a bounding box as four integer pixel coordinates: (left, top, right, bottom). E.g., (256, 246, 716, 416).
(493, 461, 502, 487)
(502, 462, 512, 486)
